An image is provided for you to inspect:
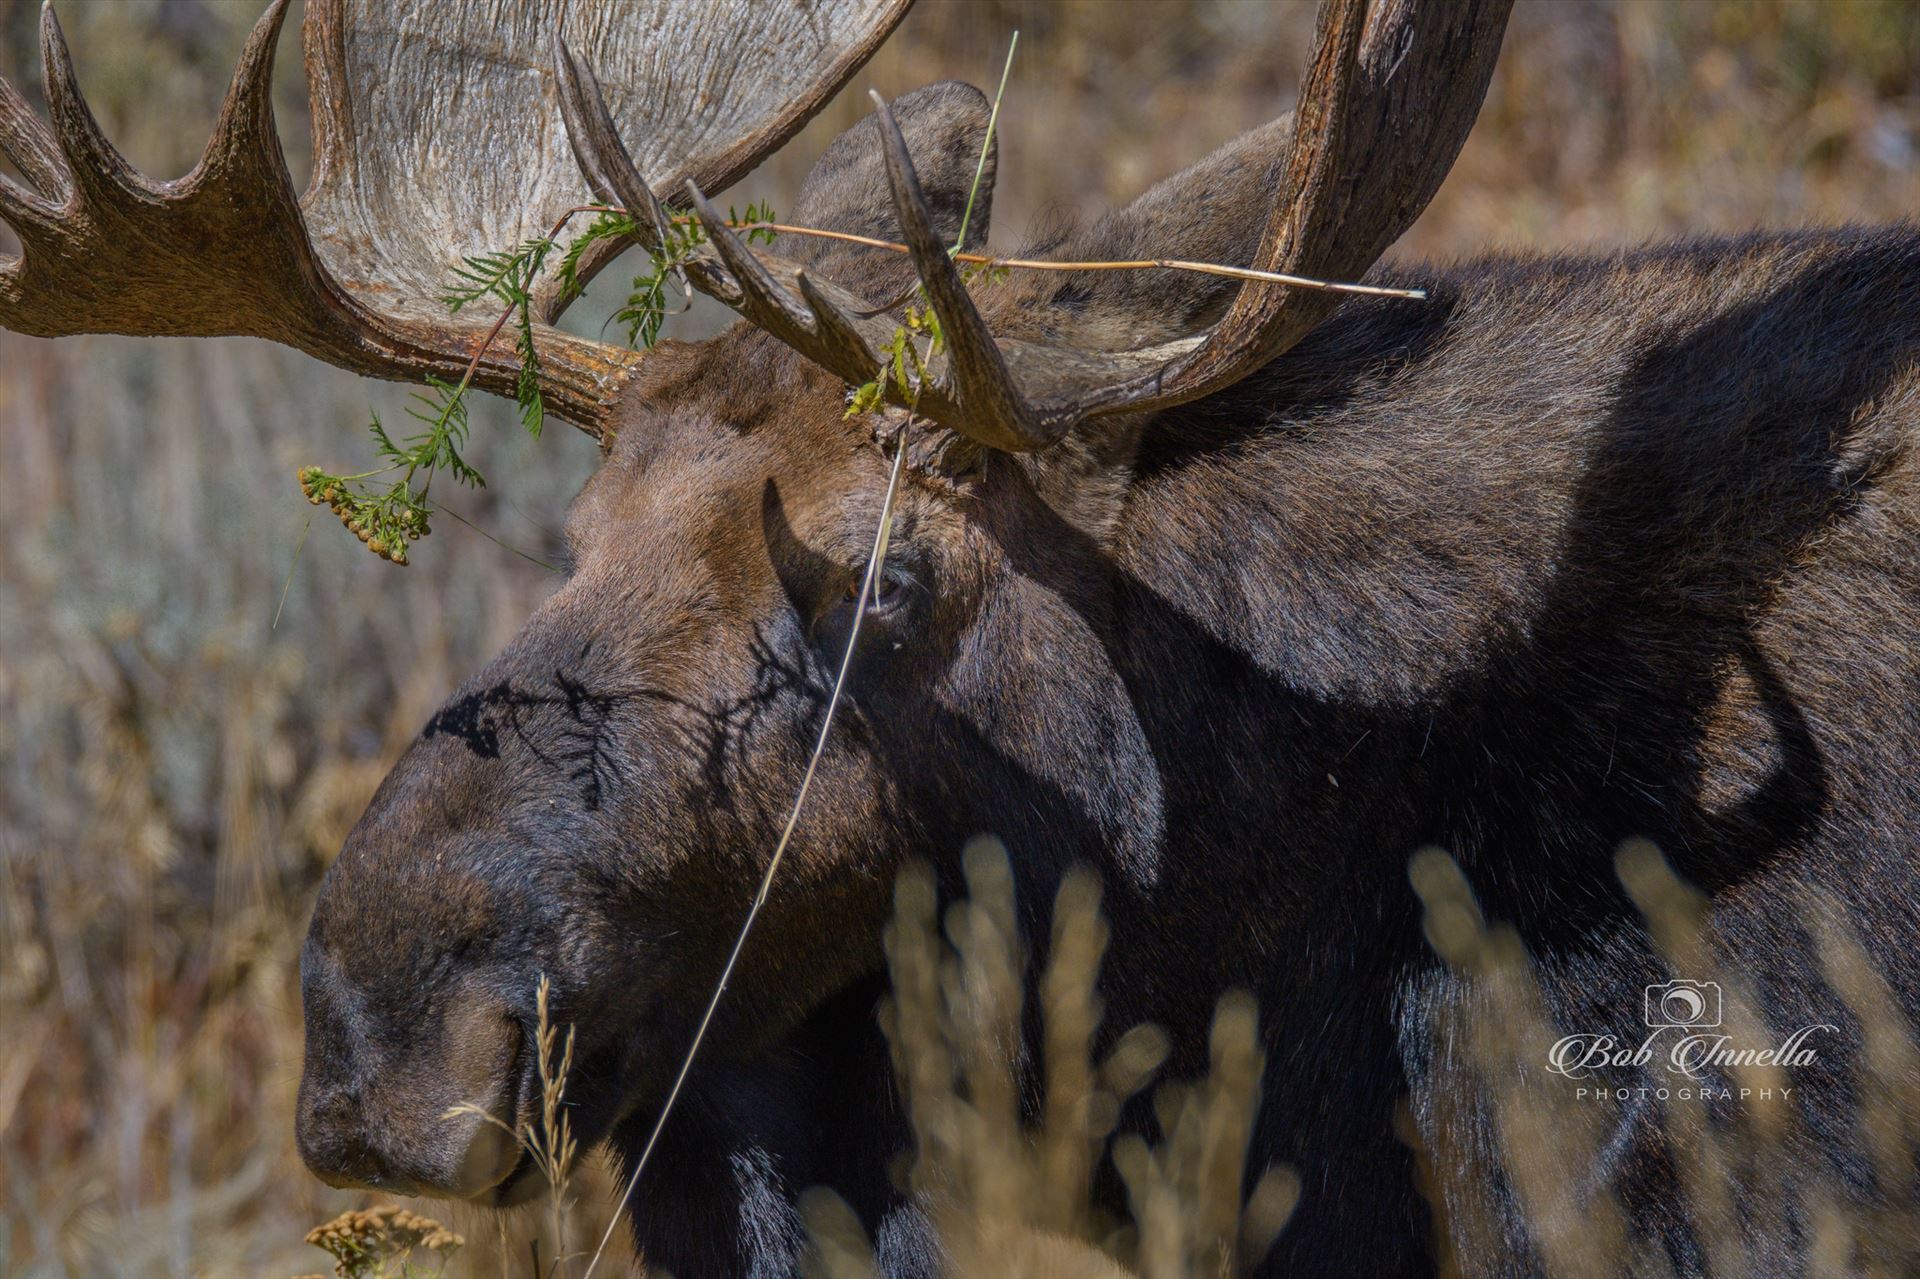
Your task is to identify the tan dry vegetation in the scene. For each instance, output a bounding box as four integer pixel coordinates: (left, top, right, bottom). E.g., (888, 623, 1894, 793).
(6, 1, 1920, 1275)
(855, 841, 1920, 1279)
(830, 841, 1300, 1279)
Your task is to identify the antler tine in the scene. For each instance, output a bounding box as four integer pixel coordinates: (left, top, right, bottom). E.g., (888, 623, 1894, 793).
(207, 0, 302, 197)
(0, 57, 67, 199)
(551, 34, 701, 304)
(0, 28, 71, 246)
(1145, 0, 1400, 400)
(871, 92, 1054, 453)
(550, 37, 744, 309)
(555, 37, 934, 404)
(687, 182, 824, 344)
(37, 1, 151, 203)
(552, 39, 674, 258)
(794, 271, 885, 377)
(0, 164, 59, 245)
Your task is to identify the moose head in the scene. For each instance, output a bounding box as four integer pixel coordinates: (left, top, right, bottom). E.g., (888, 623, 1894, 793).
(1, 0, 1509, 1268)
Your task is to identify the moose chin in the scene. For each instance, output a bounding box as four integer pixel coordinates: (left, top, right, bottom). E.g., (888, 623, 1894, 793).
(11, 0, 1920, 1275)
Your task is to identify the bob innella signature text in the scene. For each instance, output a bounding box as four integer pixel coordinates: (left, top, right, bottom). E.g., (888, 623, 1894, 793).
(1547, 1024, 1836, 1102)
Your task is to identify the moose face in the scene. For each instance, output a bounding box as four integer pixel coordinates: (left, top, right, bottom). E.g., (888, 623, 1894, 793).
(295, 330, 946, 1200)
(294, 88, 1071, 1201)
(295, 333, 1175, 1203)
(293, 319, 1184, 1202)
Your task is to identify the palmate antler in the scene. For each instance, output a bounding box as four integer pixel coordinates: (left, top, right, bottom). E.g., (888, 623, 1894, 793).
(0, 0, 911, 437)
(559, 0, 1512, 453)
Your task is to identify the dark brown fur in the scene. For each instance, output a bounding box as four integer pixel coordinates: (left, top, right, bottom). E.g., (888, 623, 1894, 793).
(297, 83, 1920, 1277)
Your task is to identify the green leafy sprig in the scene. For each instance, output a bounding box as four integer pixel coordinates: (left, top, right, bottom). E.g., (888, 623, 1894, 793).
(445, 235, 557, 436)
(296, 377, 478, 565)
(298, 202, 775, 564)
(617, 200, 778, 347)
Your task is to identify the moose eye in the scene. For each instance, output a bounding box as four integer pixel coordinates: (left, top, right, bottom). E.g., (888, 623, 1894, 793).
(844, 574, 907, 614)
(814, 570, 915, 667)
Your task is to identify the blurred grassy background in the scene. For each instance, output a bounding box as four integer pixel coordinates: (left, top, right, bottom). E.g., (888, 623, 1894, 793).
(3, 1, 1920, 1275)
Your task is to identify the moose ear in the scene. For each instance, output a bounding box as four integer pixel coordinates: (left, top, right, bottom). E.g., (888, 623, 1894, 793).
(786, 81, 996, 263)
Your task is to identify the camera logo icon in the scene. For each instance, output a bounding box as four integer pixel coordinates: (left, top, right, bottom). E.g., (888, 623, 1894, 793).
(1645, 979, 1722, 1030)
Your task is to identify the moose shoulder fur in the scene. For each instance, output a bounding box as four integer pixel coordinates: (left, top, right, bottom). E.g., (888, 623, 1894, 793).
(7, 1, 1920, 1275)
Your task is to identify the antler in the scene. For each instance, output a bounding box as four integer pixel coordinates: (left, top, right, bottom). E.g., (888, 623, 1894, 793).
(557, 0, 1510, 451)
(0, 0, 911, 437)
(1135, 0, 1513, 411)
(556, 43, 1197, 453)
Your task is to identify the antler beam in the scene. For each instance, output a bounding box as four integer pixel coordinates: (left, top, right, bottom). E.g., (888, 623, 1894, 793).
(0, 0, 912, 437)
(0, 2, 639, 431)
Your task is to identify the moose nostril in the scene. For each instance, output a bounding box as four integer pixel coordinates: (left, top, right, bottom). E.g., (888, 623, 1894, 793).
(298, 1082, 381, 1188)
(299, 1121, 366, 1187)
(298, 1111, 424, 1195)
(296, 999, 525, 1200)
(311, 1085, 358, 1120)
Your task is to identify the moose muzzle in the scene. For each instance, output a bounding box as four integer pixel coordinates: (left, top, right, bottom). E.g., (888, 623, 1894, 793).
(296, 952, 531, 1202)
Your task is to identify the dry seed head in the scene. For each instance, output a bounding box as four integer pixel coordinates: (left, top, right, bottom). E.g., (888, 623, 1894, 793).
(367, 538, 387, 556)
(1242, 1167, 1302, 1264)
(304, 1205, 464, 1271)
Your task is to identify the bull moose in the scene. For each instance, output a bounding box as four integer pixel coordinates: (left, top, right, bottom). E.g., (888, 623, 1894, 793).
(6, 0, 1920, 1274)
